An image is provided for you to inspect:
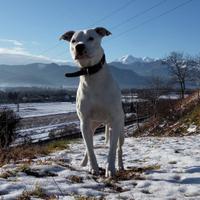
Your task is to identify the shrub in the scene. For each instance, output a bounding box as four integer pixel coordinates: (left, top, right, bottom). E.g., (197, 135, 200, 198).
(0, 108, 20, 148)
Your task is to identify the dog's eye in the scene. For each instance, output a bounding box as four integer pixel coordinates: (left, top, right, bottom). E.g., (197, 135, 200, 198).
(71, 39, 76, 43)
(88, 37, 94, 41)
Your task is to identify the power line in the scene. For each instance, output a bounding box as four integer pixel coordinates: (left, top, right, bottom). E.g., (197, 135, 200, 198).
(113, 0, 193, 39)
(17, 0, 143, 63)
(110, 0, 167, 30)
(88, 0, 137, 28)
(18, 0, 193, 64)
(52, 0, 193, 62)
(18, 1, 138, 64)
(34, 1, 138, 59)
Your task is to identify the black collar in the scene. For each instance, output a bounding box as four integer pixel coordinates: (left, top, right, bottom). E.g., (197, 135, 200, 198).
(65, 54, 105, 77)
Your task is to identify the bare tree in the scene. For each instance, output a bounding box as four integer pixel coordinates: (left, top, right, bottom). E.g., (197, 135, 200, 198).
(163, 52, 189, 99)
(189, 55, 200, 99)
(146, 76, 166, 118)
(0, 108, 20, 149)
(8, 92, 20, 112)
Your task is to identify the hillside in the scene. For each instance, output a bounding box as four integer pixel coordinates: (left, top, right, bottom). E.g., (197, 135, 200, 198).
(0, 126, 199, 199)
(134, 92, 200, 137)
(0, 92, 200, 199)
(110, 60, 170, 78)
(0, 63, 78, 88)
(1, 57, 199, 89)
(0, 63, 148, 88)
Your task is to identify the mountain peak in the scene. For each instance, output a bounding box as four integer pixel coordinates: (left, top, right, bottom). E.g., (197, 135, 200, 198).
(115, 55, 141, 64)
(116, 55, 155, 64)
(142, 56, 155, 63)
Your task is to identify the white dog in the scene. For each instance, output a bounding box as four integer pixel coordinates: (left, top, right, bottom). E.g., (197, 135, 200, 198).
(60, 27, 124, 177)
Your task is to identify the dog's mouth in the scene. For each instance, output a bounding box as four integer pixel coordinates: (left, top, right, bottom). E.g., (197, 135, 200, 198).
(75, 53, 91, 60)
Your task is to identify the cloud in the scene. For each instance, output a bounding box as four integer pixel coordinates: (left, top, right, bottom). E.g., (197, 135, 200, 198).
(0, 39, 70, 65)
(0, 46, 68, 65)
(0, 39, 23, 46)
(0, 47, 27, 55)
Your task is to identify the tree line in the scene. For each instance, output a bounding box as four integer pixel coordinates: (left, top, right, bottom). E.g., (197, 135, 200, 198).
(0, 87, 76, 104)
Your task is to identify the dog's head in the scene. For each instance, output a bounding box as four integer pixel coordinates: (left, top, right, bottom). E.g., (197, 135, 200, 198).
(60, 27, 111, 67)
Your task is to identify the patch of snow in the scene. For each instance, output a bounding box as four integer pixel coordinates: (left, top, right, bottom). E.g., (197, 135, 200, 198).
(0, 102, 76, 118)
(159, 94, 189, 100)
(116, 55, 155, 64)
(13, 121, 80, 145)
(187, 125, 197, 133)
(143, 56, 155, 63)
(181, 64, 187, 69)
(0, 131, 200, 199)
(116, 55, 143, 64)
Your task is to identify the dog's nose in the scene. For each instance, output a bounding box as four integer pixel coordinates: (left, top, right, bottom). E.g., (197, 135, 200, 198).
(75, 44, 85, 54)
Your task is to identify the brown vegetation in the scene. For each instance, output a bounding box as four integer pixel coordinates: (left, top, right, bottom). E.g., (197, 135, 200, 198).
(134, 91, 200, 137)
(0, 139, 70, 167)
(0, 108, 20, 148)
(17, 183, 58, 200)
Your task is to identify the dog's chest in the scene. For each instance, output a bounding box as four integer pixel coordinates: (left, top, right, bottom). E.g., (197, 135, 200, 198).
(76, 70, 116, 119)
(76, 81, 108, 110)
(76, 92, 110, 121)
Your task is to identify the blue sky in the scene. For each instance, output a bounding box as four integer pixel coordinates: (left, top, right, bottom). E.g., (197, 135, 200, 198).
(0, 0, 199, 64)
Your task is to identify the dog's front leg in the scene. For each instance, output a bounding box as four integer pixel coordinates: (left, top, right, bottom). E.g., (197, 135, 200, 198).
(80, 151, 88, 166)
(106, 120, 123, 177)
(80, 120, 99, 175)
(80, 121, 100, 167)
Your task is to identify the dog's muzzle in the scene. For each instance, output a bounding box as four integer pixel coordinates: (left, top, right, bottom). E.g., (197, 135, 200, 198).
(75, 44, 86, 54)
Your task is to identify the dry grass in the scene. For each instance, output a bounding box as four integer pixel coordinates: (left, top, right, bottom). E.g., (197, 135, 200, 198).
(0, 163, 58, 179)
(0, 170, 16, 179)
(102, 179, 124, 193)
(17, 183, 58, 200)
(74, 196, 105, 200)
(115, 165, 160, 181)
(181, 103, 200, 126)
(17, 164, 57, 178)
(68, 175, 83, 183)
(134, 92, 200, 137)
(0, 139, 70, 167)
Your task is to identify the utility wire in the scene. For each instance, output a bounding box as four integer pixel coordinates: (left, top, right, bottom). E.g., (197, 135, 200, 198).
(110, 0, 168, 30)
(32, 1, 137, 58)
(52, 0, 193, 62)
(18, 1, 138, 63)
(113, 0, 193, 39)
(88, 0, 137, 27)
(16, 0, 142, 62)
(19, 0, 193, 63)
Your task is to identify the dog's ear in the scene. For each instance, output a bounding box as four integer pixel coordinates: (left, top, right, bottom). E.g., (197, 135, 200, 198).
(59, 31, 75, 42)
(95, 27, 111, 37)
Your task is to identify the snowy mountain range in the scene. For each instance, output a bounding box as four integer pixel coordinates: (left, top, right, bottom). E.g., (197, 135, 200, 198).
(1, 54, 195, 88)
(0, 62, 147, 88)
(115, 54, 156, 64)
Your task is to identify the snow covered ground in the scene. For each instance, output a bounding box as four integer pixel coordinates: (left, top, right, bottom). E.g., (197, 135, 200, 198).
(0, 102, 76, 118)
(0, 132, 200, 199)
(15, 121, 80, 145)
